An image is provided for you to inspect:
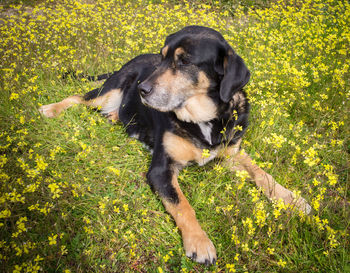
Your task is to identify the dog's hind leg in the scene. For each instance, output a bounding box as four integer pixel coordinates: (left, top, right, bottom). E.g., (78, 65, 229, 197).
(39, 94, 87, 118)
(39, 87, 123, 121)
(223, 145, 312, 214)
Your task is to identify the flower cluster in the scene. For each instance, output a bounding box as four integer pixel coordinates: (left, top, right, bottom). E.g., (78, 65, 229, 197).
(0, 0, 348, 272)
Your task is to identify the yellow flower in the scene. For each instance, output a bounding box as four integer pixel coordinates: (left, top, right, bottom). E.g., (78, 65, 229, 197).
(201, 149, 210, 158)
(48, 183, 62, 199)
(163, 254, 170, 262)
(9, 92, 19, 100)
(0, 209, 11, 219)
(48, 234, 58, 245)
(35, 154, 48, 171)
(277, 259, 286, 268)
(107, 166, 120, 176)
(123, 204, 129, 212)
(242, 243, 249, 252)
(226, 263, 236, 272)
(267, 247, 275, 255)
(242, 217, 255, 236)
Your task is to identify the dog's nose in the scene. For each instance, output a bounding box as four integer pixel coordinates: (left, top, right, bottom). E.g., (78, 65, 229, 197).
(138, 81, 153, 96)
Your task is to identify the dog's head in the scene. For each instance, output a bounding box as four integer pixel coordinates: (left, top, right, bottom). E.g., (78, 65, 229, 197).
(139, 26, 250, 121)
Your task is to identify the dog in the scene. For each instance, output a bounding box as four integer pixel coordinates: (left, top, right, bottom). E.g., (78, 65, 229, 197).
(39, 26, 311, 265)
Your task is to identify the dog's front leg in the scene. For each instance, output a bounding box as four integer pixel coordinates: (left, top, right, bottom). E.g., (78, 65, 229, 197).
(163, 171, 217, 265)
(147, 148, 217, 265)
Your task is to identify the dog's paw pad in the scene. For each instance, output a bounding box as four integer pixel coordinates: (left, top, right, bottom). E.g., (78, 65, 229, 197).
(184, 232, 216, 265)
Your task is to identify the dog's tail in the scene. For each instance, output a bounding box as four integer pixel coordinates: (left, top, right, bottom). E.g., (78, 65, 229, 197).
(84, 73, 111, 81)
(62, 71, 112, 81)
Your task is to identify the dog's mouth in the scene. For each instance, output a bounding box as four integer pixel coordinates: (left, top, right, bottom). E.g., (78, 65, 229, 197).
(139, 95, 155, 109)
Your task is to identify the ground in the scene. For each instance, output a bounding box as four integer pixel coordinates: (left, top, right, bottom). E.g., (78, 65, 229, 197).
(0, 0, 349, 272)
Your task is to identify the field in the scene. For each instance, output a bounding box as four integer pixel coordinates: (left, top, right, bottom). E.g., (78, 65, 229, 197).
(0, 0, 349, 272)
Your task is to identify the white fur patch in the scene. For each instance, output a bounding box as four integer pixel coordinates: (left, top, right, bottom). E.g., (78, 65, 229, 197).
(198, 122, 213, 145)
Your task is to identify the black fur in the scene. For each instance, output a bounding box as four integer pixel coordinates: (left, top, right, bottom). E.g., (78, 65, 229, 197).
(80, 26, 250, 203)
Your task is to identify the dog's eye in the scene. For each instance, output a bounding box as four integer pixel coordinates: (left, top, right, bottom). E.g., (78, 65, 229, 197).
(177, 56, 190, 67)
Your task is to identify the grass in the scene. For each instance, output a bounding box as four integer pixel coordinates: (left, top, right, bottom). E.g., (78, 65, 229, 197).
(0, 0, 349, 272)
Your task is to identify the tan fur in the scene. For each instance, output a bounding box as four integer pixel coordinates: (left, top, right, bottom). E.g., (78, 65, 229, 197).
(223, 148, 312, 214)
(232, 91, 246, 113)
(155, 61, 210, 97)
(223, 50, 234, 70)
(163, 132, 219, 166)
(163, 132, 202, 165)
(106, 110, 119, 123)
(96, 88, 122, 114)
(39, 88, 122, 118)
(174, 93, 217, 122)
(197, 71, 210, 91)
(162, 171, 216, 263)
(161, 45, 169, 57)
(155, 69, 202, 96)
(39, 95, 83, 117)
(223, 56, 228, 70)
(174, 47, 185, 60)
(156, 69, 176, 87)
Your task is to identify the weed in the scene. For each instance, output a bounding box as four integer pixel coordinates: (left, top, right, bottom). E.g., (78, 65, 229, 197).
(0, 0, 349, 272)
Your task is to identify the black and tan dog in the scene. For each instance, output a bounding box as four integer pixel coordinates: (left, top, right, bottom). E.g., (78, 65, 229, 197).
(40, 26, 311, 265)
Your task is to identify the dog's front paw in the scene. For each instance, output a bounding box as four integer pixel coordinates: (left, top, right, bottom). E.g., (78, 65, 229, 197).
(293, 196, 312, 215)
(39, 103, 60, 118)
(274, 188, 312, 215)
(183, 231, 217, 265)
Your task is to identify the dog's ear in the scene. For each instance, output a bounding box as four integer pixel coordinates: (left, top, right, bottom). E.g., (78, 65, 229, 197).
(217, 49, 250, 103)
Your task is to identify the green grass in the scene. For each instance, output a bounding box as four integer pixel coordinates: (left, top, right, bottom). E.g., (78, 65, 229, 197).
(0, 0, 349, 272)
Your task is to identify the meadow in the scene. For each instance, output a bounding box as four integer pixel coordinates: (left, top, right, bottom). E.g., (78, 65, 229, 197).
(0, 0, 349, 272)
